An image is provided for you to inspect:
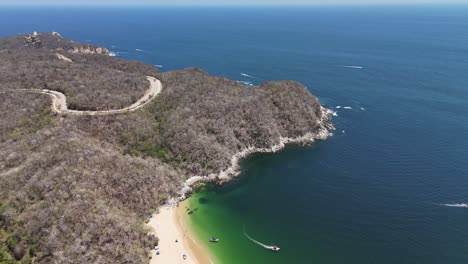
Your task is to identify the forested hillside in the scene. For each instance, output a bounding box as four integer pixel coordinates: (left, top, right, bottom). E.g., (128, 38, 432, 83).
(0, 33, 332, 263)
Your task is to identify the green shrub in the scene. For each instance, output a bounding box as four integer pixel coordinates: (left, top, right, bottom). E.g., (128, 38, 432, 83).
(5, 237, 17, 253)
(129, 141, 170, 160)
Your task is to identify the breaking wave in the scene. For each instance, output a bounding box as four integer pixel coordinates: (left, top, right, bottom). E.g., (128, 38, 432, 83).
(238, 80, 254, 86)
(326, 108, 338, 116)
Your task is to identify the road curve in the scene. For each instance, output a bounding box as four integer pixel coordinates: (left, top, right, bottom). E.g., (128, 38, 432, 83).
(15, 76, 161, 116)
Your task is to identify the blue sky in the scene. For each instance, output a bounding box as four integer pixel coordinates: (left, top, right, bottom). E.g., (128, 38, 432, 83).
(0, 0, 466, 5)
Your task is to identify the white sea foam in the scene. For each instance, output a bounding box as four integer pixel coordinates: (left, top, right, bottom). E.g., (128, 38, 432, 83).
(343, 106, 353, 110)
(108, 52, 117, 57)
(336, 106, 341, 109)
(326, 108, 338, 116)
(154, 64, 163, 68)
(135, 49, 144, 52)
(241, 73, 255, 78)
(176, 107, 334, 200)
(339, 65, 364, 69)
(360, 107, 365, 111)
(442, 203, 468, 208)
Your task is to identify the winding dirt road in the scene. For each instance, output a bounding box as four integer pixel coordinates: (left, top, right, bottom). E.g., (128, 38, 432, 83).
(16, 76, 161, 116)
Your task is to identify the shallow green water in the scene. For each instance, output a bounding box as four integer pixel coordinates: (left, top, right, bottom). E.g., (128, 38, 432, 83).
(174, 7, 468, 263)
(185, 149, 341, 264)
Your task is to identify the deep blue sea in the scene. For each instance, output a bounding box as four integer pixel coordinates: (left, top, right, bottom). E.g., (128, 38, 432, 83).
(2, 6, 468, 263)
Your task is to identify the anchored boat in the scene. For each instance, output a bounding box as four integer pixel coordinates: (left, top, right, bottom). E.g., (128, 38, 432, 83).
(209, 237, 220, 242)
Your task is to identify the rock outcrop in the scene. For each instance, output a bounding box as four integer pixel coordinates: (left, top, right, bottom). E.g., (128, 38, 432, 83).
(67, 45, 110, 55)
(17, 31, 111, 55)
(24, 31, 42, 48)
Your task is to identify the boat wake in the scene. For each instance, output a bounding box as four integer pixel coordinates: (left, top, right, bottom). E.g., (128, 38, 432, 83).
(243, 227, 276, 250)
(135, 48, 145, 52)
(241, 73, 256, 78)
(442, 203, 468, 208)
(338, 65, 364, 69)
(154, 64, 163, 68)
(336, 106, 352, 110)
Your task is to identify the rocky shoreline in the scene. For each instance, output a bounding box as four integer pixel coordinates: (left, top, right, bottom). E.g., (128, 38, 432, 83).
(0, 32, 334, 264)
(177, 106, 334, 201)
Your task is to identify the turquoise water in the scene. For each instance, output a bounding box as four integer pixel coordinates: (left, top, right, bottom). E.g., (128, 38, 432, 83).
(2, 6, 468, 263)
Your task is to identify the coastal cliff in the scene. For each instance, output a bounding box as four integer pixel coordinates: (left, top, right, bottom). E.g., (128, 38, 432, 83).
(155, 68, 333, 195)
(0, 33, 332, 263)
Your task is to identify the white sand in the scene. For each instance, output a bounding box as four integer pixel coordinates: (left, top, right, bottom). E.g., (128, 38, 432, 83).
(147, 206, 200, 264)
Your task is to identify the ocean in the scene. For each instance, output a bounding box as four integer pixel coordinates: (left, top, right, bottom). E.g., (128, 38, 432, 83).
(2, 5, 468, 263)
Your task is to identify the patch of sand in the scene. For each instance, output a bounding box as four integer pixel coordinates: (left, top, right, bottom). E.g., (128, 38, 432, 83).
(147, 203, 215, 264)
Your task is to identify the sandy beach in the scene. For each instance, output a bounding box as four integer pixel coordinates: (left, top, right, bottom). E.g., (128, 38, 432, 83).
(148, 202, 215, 264)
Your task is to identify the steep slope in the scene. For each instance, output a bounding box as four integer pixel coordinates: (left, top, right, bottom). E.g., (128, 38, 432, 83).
(0, 33, 332, 264)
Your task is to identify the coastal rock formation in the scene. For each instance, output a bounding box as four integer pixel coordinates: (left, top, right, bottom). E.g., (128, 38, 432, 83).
(156, 67, 333, 180)
(0, 33, 332, 264)
(24, 32, 42, 48)
(67, 45, 110, 55)
(22, 31, 110, 55)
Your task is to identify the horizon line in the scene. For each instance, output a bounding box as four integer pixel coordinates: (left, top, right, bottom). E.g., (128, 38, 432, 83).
(1, 3, 468, 7)
(0, 3, 468, 8)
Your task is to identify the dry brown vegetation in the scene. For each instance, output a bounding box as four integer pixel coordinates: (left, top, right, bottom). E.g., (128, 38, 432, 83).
(0, 33, 159, 111)
(0, 33, 330, 263)
(0, 93, 181, 263)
